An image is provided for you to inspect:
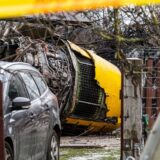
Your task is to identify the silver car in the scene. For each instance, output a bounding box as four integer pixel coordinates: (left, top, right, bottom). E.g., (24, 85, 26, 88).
(1, 62, 61, 160)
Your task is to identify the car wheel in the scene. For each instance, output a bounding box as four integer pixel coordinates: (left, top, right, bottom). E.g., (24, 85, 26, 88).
(47, 130, 59, 160)
(5, 141, 14, 160)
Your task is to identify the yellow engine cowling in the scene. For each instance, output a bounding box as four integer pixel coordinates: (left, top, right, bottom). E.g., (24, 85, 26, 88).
(64, 41, 121, 133)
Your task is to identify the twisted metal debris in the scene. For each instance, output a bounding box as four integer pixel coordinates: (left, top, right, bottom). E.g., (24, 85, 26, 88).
(0, 36, 73, 113)
(0, 20, 121, 135)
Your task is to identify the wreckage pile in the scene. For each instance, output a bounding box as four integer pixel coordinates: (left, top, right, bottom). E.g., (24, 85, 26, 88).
(0, 20, 122, 135)
(0, 34, 73, 115)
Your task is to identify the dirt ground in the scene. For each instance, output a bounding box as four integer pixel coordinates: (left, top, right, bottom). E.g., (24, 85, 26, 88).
(60, 136, 120, 160)
(60, 136, 120, 148)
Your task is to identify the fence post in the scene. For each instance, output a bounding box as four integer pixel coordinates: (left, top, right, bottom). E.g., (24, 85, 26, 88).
(0, 81, 5, 160)
(146, 58, 153, 128)
(122, 58, 143, 160)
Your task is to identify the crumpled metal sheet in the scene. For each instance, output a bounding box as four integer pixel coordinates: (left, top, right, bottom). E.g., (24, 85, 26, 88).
(68, 41, 121, 127)
(14, 36, 73, 110)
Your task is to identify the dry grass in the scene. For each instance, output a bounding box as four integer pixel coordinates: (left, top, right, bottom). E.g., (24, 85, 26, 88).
(60, 147, 120, 160)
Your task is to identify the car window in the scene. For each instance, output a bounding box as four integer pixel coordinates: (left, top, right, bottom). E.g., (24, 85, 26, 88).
(8, 74, 28, 100)
(31, 72, 47, 95)
(20, 72, 40, 101)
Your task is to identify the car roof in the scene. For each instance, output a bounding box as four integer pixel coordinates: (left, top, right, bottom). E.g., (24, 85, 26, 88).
(0, 61, 39, 73)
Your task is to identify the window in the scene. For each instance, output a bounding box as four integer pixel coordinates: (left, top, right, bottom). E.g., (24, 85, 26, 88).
(31, 72, 47, 95)
(20, 72, 40, 101)
(8, 74, 28, 100)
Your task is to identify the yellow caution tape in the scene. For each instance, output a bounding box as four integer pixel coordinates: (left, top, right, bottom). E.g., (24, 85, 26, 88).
(0, 0, 160, 18)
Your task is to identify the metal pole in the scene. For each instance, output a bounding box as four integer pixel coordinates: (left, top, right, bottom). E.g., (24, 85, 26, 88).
(146, 58, 153, 128)
(121, 70, 124, 160)
(0, 81, 5, 160)
(156, 60, 160, 114)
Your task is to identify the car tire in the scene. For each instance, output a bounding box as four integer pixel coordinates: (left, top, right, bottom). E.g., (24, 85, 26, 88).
(47, 130, 60, 160)
(5, 141, 14, 160)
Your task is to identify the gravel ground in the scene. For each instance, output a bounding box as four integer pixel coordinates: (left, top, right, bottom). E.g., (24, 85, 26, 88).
(60, 136, 120, 149)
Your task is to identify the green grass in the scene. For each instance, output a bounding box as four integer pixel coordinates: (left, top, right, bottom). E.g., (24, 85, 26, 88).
(60, 147, 120, 160)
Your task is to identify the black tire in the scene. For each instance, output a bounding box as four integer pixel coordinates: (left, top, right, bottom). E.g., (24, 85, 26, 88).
(47, 130, 60, 160)
(5, 141, 14, 160)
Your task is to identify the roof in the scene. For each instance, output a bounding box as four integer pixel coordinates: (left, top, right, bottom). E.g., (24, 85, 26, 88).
(24, 12, 91, 24)
(0, 61, 38, 73)
(48, 12, 91, 23)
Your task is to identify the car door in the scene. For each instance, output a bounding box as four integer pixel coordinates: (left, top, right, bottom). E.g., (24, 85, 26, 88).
(7, 73, 35, 160)
(20, 71, 48, 160)
(31, 72, 52, 159)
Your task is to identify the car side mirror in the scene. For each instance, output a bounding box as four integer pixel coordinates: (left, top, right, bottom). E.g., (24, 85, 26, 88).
(12, 97, 31, 110)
